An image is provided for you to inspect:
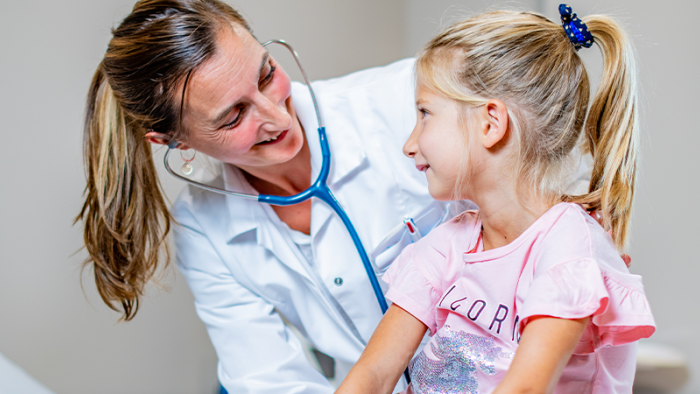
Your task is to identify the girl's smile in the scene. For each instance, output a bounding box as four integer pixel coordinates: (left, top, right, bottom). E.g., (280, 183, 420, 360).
(404, 83, 467, 201)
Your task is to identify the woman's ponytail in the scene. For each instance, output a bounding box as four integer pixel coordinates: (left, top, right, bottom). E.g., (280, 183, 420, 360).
(76, 0, 251, 320)
(568, 15, 639, 250)
(78, 65, 171, 320)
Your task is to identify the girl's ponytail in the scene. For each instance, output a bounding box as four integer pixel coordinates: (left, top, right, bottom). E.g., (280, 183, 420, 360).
(78, 65, 171, 321)
(416, 10, 639, 250)
(568, 16, 639, 250)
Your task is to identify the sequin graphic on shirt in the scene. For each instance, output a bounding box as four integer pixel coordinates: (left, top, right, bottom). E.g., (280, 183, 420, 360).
(408, 325, 514, 394)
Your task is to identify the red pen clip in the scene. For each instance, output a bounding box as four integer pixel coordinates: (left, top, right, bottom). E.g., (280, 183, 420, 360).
(403, 217, 422, 242)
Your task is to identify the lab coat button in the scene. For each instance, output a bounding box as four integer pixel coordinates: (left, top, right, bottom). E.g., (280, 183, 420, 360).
(334, 277, 343, 286)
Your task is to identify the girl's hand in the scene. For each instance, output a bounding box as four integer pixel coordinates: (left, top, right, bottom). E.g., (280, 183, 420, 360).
(335, 304, 428, 394)
(493, 316, 590, 394)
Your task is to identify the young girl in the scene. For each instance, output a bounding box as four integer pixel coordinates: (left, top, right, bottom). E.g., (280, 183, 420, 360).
(336, 5, 655, 394)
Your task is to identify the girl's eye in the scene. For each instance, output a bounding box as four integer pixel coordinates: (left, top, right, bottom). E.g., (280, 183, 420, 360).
(259, 63, 276, 87)
(223, 106, 246, 130)
(419, 108, 430, 118)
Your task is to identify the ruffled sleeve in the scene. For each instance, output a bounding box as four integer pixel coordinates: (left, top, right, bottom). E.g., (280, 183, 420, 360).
(383, 244, 443, 335)
(519, 258, 655, 353)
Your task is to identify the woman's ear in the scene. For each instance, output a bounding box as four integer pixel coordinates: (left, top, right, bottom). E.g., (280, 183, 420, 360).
(480, 99, 509, 149)
(145, 131, 190, 150)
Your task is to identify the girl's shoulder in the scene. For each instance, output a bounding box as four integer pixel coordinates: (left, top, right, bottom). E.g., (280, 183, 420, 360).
(420, 209, 481, 257)
(522, 203, 656, 350)
(534, 203, 629, 276)
(384, 209, 480, 286)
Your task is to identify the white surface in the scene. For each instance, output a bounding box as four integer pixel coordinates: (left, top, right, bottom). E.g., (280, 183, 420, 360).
(638, 341, 688, 369)
(0, 353, 54, 394)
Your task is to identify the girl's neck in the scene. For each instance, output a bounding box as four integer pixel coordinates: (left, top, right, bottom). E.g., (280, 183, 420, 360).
(472, 185, 555, 252)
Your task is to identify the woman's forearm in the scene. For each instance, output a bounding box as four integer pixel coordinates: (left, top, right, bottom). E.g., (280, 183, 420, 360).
(336, 304, 427, 394)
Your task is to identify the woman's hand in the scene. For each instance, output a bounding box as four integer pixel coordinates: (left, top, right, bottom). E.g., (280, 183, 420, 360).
(335, 304, 427, 394)
(492, 316, 589, 394)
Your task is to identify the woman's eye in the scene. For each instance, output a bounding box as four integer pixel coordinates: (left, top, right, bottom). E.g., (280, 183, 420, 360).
(259, 64, 276, 87)
(223, 106, 245, 130)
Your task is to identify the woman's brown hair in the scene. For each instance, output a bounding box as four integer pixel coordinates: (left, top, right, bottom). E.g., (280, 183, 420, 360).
(416, 10, 639, 250)
(77, 0, 251, 320)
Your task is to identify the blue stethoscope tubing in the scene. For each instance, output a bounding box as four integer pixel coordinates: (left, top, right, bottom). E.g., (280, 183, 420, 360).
(258, 126, 389, 314)
(164, 40, 410, 384)
(164, 40, 388, 314)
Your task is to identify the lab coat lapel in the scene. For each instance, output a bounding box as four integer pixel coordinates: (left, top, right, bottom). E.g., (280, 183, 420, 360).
(222, 164, 314, 284)
(293, 81, 368, 240)
(307, 131, 367, 243)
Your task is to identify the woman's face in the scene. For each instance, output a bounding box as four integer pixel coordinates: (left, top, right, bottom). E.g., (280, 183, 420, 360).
(178, 25, 305, 172)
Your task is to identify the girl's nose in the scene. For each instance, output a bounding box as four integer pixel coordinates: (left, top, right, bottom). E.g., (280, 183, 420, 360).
(403, 125, 420, 158)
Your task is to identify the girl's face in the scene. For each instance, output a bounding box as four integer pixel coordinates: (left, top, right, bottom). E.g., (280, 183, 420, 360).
(178, 25, 305, 172)
(404, 83, 469, 201)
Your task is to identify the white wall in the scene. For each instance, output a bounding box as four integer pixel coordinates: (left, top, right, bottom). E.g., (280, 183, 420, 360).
(402, 0, 541, 57)
(1, 0, 698, 393)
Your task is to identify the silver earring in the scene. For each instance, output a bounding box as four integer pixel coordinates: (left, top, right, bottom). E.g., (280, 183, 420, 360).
(180, 149, 196, 175)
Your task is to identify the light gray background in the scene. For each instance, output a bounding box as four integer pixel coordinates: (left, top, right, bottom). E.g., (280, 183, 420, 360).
(0, 0, 696, 393)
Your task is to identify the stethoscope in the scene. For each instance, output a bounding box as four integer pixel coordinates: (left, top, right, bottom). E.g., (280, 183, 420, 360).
(164, 40, 390, 314)
(166, 40, 413, 384)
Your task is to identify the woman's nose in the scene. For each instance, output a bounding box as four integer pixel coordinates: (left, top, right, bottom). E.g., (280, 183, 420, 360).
(257, 93, 291, 131)
(403, 125, 420, 158)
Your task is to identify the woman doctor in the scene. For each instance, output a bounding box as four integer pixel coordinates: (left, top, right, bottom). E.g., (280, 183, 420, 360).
(79, 0, 436, 392)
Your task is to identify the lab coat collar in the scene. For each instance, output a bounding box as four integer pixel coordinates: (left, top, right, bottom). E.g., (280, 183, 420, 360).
(221, 165, 261, 241)
(291, 81, 367, 187)
(221, 164, 315, 283)
(291, 81, 369, 242)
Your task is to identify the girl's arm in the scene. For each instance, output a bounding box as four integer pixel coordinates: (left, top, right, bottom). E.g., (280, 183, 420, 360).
(493, 316, 590, 394)
(336, 304, 428, 394)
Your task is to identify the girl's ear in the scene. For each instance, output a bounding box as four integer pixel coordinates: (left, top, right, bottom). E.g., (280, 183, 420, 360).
(480, 99, 509, 149)
(145, 131, 190, 150)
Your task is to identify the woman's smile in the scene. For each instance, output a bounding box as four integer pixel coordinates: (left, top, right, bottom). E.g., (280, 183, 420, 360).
(255, 128, 289, 146)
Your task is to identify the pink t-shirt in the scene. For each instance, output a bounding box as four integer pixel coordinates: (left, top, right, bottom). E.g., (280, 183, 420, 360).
(384, 202, 655, 394)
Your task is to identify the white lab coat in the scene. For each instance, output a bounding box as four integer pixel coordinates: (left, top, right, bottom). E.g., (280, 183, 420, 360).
(172, 59, 437, 393)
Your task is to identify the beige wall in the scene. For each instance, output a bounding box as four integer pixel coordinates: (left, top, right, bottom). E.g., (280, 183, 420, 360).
(0, 1, 697, 393)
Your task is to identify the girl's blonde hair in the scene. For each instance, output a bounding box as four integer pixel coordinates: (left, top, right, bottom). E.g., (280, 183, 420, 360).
(417, 10, 638, 250)
(78, 0, 251, 320)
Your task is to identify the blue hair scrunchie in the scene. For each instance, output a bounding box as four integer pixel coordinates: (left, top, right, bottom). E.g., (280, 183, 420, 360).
(559, 4, 593, 50)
